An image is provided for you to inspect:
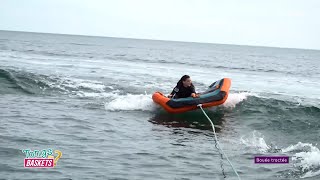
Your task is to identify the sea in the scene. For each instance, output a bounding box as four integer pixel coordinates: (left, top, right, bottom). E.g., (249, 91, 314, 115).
(0, 30, 319, 180)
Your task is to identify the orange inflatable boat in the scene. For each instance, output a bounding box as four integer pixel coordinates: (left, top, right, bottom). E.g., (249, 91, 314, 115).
(152, 78, 231, 113)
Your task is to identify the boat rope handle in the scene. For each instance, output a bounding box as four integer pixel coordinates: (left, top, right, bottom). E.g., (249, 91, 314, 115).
(197, 104, 241, 180)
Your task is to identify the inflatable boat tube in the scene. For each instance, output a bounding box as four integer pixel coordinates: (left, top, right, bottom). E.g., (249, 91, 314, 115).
(152, 78, 231, 113)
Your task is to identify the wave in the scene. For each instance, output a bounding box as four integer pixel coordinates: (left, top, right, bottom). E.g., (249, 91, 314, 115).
(104, 92, 251, 112)
(1, 68, 319, 115)
(241, 131, 320, 179)
(95, 90, 319, 117)
(0, 68, 34, 94)
(239, 95, 320, 117)
(0, 68, 112, 96)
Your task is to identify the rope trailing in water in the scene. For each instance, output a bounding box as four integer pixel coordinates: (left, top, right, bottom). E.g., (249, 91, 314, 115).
(197, 104, 241, 180)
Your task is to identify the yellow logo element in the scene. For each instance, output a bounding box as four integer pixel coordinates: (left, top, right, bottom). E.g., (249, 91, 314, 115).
(47, 150, 62, 167)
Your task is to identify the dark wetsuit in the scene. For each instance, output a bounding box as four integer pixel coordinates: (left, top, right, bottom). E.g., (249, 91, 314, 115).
(170, 85, 196, 99)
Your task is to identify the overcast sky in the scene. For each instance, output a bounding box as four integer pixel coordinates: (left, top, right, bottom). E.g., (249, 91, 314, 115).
(1, 0, 319, 49)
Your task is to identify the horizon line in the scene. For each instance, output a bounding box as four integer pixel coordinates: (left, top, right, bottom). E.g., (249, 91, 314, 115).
(1, 29, 319, 51)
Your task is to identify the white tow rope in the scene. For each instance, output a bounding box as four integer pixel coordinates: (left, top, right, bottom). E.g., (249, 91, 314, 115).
(197, 104, 241, 180)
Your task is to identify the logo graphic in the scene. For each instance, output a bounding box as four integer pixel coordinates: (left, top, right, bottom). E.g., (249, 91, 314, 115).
(22, 149, 62, 168)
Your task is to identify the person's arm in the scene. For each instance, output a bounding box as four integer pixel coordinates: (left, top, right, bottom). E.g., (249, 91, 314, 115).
(190, 86, 199, 98)
(168, 87, 176, 98)
(170, 88, 176, 95)
(191, 86, 196, 94)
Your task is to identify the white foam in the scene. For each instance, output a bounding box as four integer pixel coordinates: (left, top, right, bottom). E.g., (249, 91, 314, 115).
(282, 142, 316, 153)
(76, 91, 119, 98)
(241, 132, 320, 178)
(297, 149, 320, 178)
(77, 82, 105, 91)
(222, 92, 252, 108)
(39, 76, 110, 94)
(282, 142, 320, 178)
(240, 130, 271, 153)
(104, 93, 158, 112)
(103, 91, 253, 112)
(66, 78, 107, 92)
(301, 170, 320, 178)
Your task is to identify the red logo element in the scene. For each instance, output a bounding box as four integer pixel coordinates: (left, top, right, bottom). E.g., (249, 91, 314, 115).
(24, 158, 54, 168)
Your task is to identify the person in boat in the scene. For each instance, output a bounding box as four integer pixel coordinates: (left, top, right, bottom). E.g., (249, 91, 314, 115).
(167, 75, 199, 99)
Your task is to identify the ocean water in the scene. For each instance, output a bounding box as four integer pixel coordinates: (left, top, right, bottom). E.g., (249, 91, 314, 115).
(0, 30, 319, 180)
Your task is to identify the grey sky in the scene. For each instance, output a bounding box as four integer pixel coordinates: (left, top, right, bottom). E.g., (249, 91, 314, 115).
(1, 0, 319, 49)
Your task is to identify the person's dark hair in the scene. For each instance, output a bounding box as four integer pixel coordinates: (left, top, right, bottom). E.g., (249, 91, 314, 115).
(176, 75, 194, 88)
